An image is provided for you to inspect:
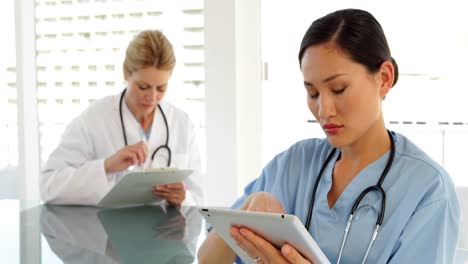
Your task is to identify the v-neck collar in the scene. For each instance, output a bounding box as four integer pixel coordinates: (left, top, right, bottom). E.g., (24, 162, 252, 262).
(119, 98, 167, 167)
(127, 106, 153, 141)
(319, 149, 391, 217)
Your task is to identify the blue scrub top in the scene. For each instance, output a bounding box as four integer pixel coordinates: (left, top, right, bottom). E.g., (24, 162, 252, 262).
(232, 131, 460, 263)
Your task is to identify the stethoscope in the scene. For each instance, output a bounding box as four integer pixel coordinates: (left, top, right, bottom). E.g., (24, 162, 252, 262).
(119, 89, 172, 167)
(305, 130, 395, 264)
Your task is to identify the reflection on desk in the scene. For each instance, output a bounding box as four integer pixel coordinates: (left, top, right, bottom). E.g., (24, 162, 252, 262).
(40, 204, 203, 264)
(41, 205, 113, 263)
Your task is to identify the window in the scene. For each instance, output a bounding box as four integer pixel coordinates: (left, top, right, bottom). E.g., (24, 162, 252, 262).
(0, 0, 17, 199)
(34, 0, 206, 169)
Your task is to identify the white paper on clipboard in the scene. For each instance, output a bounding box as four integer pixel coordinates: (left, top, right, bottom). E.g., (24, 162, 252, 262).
(98, 169, 193, 207)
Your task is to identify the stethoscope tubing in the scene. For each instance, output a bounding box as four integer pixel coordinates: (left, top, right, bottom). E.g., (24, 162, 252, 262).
(119, 89, 172, 167)
(305, 130, 394, 229)
(305, 130, 395, 264)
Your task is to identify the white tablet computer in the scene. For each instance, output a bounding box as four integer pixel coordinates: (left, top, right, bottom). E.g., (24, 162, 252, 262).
(199, 207, 330, 264)
(98, 169, 193, 207)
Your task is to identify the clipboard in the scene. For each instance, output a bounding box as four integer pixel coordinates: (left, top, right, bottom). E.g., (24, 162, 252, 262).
(98, 169, 193, 207)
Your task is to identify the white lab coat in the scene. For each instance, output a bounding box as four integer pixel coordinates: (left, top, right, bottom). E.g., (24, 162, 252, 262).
(40, 93, 204, 206)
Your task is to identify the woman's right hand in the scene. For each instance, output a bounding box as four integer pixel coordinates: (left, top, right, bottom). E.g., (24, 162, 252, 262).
(104, 141, 148, 173)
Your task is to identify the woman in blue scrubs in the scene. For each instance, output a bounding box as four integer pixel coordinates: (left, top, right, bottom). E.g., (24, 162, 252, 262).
(198, 8, 460, 264)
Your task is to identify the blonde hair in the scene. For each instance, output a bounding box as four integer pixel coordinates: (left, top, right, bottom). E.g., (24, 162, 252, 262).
(123, 30, 176, 76)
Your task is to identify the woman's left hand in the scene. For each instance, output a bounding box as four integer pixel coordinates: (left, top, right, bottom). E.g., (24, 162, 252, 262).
(152, 182, 186, 206)
(230, 227, 312, 264)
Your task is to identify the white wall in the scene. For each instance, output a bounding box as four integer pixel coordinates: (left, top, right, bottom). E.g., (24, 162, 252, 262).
(15, 0, 40, 205)
(204, 0, 262, 206)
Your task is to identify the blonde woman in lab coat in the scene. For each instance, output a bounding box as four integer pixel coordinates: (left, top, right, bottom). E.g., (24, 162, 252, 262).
(40, 30, 203, 206)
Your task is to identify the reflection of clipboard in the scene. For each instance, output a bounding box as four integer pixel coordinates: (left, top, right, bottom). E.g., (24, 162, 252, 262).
(40, 205, 116, 263)
(98, 205, 195, 264)
(98, 169, 193, 207)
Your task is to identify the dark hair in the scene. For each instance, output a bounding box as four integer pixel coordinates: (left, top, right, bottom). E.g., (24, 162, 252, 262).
(298, 9, 399, 87)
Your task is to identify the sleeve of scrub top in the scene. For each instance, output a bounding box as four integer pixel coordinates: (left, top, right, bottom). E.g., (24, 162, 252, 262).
(40, 115, 113, 205)
(181, 121, 204, 206)
(388, 197, 460, 263)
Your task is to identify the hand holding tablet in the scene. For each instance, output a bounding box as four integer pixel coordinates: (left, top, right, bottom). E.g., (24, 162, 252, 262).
(199, 207, 330, 264)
